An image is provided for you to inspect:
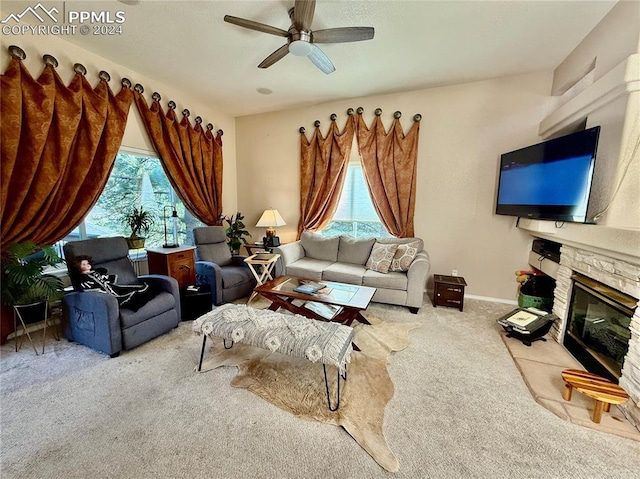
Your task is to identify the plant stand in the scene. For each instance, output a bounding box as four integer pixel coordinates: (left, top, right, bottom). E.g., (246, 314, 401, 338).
(13, 300, 57, 355)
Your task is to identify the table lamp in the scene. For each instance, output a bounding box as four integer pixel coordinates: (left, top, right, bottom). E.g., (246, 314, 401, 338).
(163, 205, 179, 248)
(256, 209, 286, 247)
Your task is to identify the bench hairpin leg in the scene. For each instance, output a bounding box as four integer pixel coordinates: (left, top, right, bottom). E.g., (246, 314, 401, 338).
(323, 364, 345, 411)
(198, 335, 207, 372)
(198, 336, 235, 372)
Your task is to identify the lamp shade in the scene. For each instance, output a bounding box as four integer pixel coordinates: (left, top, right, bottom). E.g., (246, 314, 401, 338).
(256, 209, 286, 228)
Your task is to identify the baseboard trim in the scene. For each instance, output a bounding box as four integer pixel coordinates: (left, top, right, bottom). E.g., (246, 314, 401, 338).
(465, 294, 518, 305)
(425, 289, 517, 306)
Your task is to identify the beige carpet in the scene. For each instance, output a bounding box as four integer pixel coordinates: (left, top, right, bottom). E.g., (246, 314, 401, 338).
(199, 317, 421, 472)
(2, 298, 640, 478)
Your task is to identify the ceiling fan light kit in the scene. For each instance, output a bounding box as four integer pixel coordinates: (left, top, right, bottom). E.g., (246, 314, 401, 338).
(224, 0, 374, 74)
(289, 39, 312, 57)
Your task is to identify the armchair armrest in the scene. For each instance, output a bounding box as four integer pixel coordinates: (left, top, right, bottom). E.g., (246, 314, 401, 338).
(272, 241, 304, 276)
(406, 250, 431, 309)
(62, 291, 122, 356)
(195, 261, 223, 305)
(139, 274, 180, 320)
(231, 255, 250, 267)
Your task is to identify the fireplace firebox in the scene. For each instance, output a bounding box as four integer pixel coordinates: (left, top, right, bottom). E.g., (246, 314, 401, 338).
(564, 273, 637, 382)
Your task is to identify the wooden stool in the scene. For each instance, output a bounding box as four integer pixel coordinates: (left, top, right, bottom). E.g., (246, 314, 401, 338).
(561, 369, 630, 423)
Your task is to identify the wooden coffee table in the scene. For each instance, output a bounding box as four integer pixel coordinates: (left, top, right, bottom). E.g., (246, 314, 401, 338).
(254, 275, 376, 327)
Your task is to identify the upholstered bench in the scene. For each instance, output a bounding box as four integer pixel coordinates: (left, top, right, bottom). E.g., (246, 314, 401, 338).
(193, 304, 354, 410)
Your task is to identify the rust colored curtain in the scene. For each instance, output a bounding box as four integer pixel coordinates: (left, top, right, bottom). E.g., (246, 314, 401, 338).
(1, 56, 133, 250)
(355, 114, 420, 237)
(299, 118, 355, 237)
(134, 92, 223, 225)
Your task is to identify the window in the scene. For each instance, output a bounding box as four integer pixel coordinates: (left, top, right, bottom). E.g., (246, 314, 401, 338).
(55, 149, 204, 255)
(319, 161, 391, 238)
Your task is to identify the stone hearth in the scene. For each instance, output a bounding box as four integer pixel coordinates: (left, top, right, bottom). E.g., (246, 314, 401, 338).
(551, 245, 640, 429)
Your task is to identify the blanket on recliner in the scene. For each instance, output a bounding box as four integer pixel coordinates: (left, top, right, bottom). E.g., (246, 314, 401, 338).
(76, 268, 157, 312)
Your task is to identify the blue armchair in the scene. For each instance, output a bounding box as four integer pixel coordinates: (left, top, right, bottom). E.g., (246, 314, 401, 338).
(193, 226, 256, 305)
(62, 237, 180, 357)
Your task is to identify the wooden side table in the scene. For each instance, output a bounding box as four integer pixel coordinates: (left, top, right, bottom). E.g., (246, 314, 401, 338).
(244, 253, 280, 304)
(146, 246, 196, 289)
(244, 243, 270, 255)
(433, 275, 467, 311)
(561, 369, 629, 423)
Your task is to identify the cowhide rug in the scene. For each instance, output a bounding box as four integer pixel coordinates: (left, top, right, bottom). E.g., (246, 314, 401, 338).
(200, 316, 421, 472)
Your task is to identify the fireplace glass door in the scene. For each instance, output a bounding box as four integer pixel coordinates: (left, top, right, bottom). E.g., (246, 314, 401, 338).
(564, 275, 635, 381)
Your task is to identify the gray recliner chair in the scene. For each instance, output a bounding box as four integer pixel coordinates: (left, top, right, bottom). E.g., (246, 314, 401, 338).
(62, 237, 180, 357)
(193, 226, 256, 305)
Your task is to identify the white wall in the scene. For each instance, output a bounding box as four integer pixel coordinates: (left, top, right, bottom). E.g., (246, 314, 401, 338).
(521, 0, 640, 253)
(236, 71, 553, 301)
(0, 33, 239, 215)
(552, 0, 640, 95)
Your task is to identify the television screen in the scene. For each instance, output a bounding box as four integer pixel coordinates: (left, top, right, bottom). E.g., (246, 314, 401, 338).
(495, 126, 600, 223)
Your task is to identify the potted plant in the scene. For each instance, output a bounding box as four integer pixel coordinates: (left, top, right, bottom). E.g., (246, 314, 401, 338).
(1, 242, 64, 327)
(124, 206, 154, 249)
(224, 212, 251, 254)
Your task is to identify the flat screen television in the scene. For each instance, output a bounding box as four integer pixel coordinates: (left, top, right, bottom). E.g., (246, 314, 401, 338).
(495, 126, 600, 223)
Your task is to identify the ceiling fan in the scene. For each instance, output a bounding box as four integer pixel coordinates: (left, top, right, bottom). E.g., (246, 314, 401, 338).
(223, 0, 374, 74)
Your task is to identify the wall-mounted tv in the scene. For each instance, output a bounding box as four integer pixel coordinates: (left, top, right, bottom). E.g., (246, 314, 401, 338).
(495, 126, 600, 223)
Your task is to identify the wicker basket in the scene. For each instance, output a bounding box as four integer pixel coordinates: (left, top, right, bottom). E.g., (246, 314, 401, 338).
(518, 291, 553, 311)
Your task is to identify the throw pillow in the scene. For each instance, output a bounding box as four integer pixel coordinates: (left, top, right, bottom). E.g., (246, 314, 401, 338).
(390, 240, 421, 272)
(365, 242, 399, 274)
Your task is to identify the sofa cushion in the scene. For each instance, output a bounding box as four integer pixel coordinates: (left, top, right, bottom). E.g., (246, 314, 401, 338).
(300, 232, 339, 262)
(390, 240, 421, 272)
(220, 266, 255, 289)
(363, 270, 408, 291)
(287, 258, 335, 282)
(337, 236, 376, 265)
(365, 242, 398, 274)
(119, 291, 176, 328)
(322, 263, 366, 285)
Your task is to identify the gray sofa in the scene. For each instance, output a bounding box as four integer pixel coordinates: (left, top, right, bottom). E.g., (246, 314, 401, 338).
(273, 232, 430, 313)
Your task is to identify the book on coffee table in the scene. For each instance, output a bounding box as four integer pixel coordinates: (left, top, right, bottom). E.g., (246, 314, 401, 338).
(304, 301, 343, 320)
(294, 282, 325, 294)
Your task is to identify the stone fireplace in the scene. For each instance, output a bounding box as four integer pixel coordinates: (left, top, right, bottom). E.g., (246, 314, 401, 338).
(551, 244, 640, 428)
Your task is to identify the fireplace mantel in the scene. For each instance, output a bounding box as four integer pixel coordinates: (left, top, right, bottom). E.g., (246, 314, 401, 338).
(518, 219, 640, 266)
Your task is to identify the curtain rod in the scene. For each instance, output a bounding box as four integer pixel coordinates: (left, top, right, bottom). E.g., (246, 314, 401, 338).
(7, 45, 223, 137)
(299, 108, 422, 133)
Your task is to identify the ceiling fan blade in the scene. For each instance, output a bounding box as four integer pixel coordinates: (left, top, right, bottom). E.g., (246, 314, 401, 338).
(307, 44, 335, 74)
(313, 27, 375, 43)
(258, 44, 290, 69)
(293, 0, 315, 31)
(224, 15, 288, 37)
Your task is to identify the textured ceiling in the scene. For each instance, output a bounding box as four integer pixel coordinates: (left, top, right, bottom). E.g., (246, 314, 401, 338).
(1, 0, 618, 117)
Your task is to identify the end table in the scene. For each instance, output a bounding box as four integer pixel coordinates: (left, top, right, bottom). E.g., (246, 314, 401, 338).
(433, 274, 467, 311)
(244, 253, 280, 304)
(180, 284, 212, 321)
